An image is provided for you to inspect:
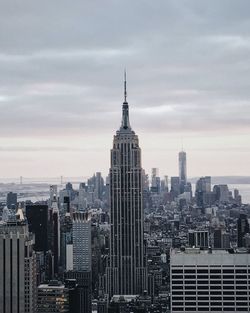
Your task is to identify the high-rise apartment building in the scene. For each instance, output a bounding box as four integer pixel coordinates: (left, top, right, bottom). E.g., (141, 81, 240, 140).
(0, 206, 36, 313)
(106, 75, 147, 297)
(171, 248, 250, 312)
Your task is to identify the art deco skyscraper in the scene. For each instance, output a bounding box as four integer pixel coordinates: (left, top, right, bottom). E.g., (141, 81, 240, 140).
(106, 74, 147, 297)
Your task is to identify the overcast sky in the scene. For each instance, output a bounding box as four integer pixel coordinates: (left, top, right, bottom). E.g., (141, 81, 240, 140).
(0, 0, 250, 179)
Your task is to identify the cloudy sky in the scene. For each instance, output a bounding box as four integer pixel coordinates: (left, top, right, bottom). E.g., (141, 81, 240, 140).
(0, 0, 250, 178)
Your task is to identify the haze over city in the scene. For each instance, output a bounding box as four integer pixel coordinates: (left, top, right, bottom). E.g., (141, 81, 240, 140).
(0, 0, 250, 177)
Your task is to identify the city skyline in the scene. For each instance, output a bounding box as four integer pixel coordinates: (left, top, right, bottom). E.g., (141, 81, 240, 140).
(0, 1, 250, 177)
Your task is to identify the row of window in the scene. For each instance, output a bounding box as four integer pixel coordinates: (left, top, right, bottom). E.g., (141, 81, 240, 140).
(172, 308, 248, 311)
(172, 296, 248, 300)
(172, 269, 249, 274)
(172, 291, 248, 295)
(172, 275, 249, 279)
(172, 285, 248, 290)
(172, 280, 248, 284)
(173, 302, 249, 306)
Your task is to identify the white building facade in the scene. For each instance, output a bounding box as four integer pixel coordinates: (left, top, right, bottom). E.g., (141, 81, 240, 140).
(171, 248, 250, 312)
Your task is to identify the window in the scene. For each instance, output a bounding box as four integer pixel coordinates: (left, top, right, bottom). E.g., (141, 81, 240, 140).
(210, 269, 221, 273)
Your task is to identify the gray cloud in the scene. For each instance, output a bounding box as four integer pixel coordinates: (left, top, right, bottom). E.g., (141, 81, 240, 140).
(0, 0, 250, 137)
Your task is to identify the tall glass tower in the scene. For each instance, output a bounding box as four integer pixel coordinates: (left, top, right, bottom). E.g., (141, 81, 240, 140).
(106, 74, 147, 297)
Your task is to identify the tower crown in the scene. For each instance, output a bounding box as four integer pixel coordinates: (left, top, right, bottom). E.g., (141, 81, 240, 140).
(120, 71, 131, 131)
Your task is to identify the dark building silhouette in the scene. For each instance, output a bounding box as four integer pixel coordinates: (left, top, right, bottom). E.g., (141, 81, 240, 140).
(6, 191, 17, 209)
(26, 204, 49, 252)
(65, 271, 91, 313)
(237, 214, 250, 248)
(213, 229, 222, 248)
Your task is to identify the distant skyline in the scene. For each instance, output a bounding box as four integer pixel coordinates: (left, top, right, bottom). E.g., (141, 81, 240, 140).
(0, 1, 250, 177)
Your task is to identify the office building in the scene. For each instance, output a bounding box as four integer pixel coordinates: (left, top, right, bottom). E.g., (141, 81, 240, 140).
(171, 248, 250, 312)
(195, 176, 212, 207)
(60, 209, 73, 272)
(151, 168, 160, 193)
(79, 183, 88, 211)
(26, 204, 49, 253)
(49, 185, 57, 206)
(37, 280, 69, 313)
(179, 151, 187, 193)
(106, 75, 147, 297)
(171, 176, 180, 199)
(237, 214, 250, 248)
(0, 206, 36, 313)
(6, 191, 17, 209)
(213, 185, 230, 203)
(188, 230, 209, 248)
(49, 195, 60, 275)
(72, 212, 91, 271)
(64, 212, 92, 313)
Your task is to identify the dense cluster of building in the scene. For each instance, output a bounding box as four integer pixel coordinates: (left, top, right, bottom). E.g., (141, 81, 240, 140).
(0, 82, 250, 313)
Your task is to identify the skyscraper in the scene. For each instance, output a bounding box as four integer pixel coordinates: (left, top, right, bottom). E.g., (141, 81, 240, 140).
(72, 212, 91, 272)
(49, 195, 60, 276)
(0, 205, 36, 313)
(178, 151, 187, 193)
(64, 212, 92, 313)
(106, 74, 147, 297)
(6, 191, 17, 209)
(237, 213, 250, 248)
(26, 204, 49, 253)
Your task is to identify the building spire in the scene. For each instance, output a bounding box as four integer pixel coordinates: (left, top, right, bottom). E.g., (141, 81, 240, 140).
(124, 69, 127, 103)
(121, 70, 130, 130)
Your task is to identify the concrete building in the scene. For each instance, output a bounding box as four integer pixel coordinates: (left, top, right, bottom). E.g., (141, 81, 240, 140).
(171, 248, 250, 312)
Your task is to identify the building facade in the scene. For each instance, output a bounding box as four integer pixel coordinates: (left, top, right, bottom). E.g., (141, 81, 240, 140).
(171, 248, 250, 312)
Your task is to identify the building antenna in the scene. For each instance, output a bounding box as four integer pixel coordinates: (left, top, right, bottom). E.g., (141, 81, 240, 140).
(124, 69, 127, 103)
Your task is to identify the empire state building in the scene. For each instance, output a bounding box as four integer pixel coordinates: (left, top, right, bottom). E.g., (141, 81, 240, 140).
(106, 75, 147, 297)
